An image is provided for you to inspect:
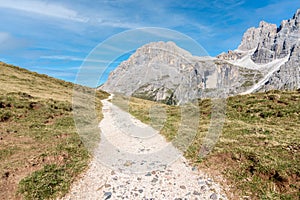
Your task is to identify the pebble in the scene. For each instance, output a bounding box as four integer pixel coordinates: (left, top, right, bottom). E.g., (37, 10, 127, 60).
(210, 192, 218, 200)
(180, 185, 186, 189)
(145, 172, 151, 176)
(104, 192, 112, 200)
(151, 178, 158, 183)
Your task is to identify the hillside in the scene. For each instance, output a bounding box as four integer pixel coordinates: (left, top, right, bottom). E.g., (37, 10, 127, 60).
(119, 90, 300, 199)
(0, 62, 108, 199)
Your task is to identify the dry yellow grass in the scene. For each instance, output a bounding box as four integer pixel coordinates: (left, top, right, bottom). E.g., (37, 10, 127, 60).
(0, 62, 74, 102)
(0, 62, 109, 199)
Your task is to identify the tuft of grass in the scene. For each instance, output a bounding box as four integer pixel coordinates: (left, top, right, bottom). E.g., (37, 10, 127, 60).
(18, 164, 70, 199)
(119, 90, 300, 199)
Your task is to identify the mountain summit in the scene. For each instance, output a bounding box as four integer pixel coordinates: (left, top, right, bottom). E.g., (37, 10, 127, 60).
(219, 8, 300, 92)
(101, 41, 262, 104)
(101, 9, 300, 104)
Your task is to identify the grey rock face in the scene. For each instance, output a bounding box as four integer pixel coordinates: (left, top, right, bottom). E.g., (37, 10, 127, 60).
(238, 21, 277, 53)
(217, 50, 244, 61)
(220, 8, 300, 92)
(101, 42, 259, 104)
(237, 9, 300, 64)
(259, 42, 300, 91)
(101, 9, 300, 102)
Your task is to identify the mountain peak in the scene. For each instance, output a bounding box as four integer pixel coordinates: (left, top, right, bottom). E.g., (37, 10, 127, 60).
(238, 20, 277, 51)
(258, 20, 276, 28)
(101, 9, 300, 103)
(294, 8, 300, 19)
(135, 41, 192, 57)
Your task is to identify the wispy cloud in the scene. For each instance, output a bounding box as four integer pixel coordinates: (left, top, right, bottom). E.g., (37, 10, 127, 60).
(0, 32, 28, 52)
(40, 55, 84, 61)
(40, 55, 115, 63)
(96, 18, 139, 29)
(1, 0, 299, 87)
(0, 0, 88, 22)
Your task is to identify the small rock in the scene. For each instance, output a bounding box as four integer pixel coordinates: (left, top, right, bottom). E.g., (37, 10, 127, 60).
(210, 193, 218, 200)
(151, 178, 158, 183)
(185, 192, 191, 196)
(180, 185, 186, 189)
(206, 181, 212, 186)
(145, 172, 151, 176)
(193, 191, 200, 195)
(124, 160, 133, 166)
(138, 189, 143, 193)
(104, 192, 112, 200)
(198, 180, 205, 185)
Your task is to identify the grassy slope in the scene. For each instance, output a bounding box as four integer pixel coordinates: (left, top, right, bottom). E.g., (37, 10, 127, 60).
(115, 90, 300, 199)
(0, 62, 109, 199)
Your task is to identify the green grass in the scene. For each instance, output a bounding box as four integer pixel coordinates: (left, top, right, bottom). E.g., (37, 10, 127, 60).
(115, 90, 300, 199)
(0, 62, 109, 199)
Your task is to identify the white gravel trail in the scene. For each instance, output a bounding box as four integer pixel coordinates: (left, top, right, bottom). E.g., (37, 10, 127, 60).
(60, 97, 227, 200)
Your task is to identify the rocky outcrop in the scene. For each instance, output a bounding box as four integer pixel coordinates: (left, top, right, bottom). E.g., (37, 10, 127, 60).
(259, 42, 300, 91)
(238, 21, 278, 53)
(217, 50, 244, 61)
(101, 42, 260, 104)
(219, 8, 300, 92)
(224, 9, 300, 64)
(101, 9, 299, 103)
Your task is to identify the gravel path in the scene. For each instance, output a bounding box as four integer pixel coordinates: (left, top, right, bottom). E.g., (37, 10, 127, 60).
(61, 96, 227, 200)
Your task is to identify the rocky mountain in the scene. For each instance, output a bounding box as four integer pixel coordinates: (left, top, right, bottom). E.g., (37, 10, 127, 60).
(101, 41, 261, 104)
(218, 8, 300, 92)
(101, 9, 300, 104)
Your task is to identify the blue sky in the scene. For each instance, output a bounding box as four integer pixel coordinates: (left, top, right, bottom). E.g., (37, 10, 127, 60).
(0, 0, 299, 86)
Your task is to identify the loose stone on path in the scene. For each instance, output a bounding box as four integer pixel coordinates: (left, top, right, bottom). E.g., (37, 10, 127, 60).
(60, 96, 228, 200)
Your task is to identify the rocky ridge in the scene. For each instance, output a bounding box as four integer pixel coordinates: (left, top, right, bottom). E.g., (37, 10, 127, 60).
(219, 8, 300, 92)
(101, 9, 300, 103)
(101, 41, 261, 104)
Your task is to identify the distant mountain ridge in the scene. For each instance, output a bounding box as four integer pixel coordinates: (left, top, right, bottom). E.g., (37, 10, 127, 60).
(218, 8, 300, 92)
(101, 41, 262, 104)
(101, 9, 300, 104)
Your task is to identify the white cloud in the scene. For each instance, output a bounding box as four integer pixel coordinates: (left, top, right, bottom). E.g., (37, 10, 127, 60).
(40, 55, 84, 61)
(97, 18, 139, 29)
(40, 55, 116, 63)
(0, 0, 88, 22)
